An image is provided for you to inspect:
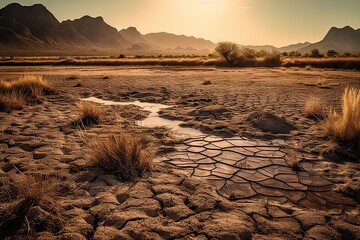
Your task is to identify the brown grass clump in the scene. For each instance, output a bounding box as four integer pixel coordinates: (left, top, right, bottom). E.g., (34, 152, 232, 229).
(0, 173, 62, 238)
(282, 57, 360, 70)
(304, 96, 325, 119)
(78, 101, 103, 125)
(0, 92, 24, 112)
(323, 87, 360, 142)
(285, 150, 302, 172)
(90, 132, 153, 180)
(0, 75, 53, 110)
(1, 173, 58, 205)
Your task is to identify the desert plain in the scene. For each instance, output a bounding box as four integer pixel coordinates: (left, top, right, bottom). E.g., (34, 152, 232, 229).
(0, 65, 359, 239)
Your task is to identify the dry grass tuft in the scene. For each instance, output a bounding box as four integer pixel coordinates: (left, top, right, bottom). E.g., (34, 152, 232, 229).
(90, 132, 153, 180)
(78, 101, 103, 125)
(1, 173, 58, 205)
(0, 173, 61, 238)
(304, 96, 325, 120)
(285, 150, 302, 172)
(0, 75, 53, 110)
(0, 92, 24, 112)
(282, 57, 360, 70)
(323, 87, 360, 143)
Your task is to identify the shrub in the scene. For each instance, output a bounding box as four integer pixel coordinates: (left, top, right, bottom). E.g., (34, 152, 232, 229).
(327, 50, 338, 57)
(215, 41, 240, 65)
(256, 49, 267, 58)
(119, 54, 126, 58)
(304, 96, 325, 119)
(323, 87, 360, 142)
(289, 50, 301, 57)
(240, 48, 256, 59)
(77, 101, 103, 126)
(89, 132, 152, 180)
(310, 49, 322, 58)
(260, 53, 281, 67)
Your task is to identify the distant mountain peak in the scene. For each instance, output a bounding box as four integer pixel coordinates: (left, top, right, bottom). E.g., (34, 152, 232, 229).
(78, 15, 104, 22)
(126, 26, 138, 31)
(298, 25, 360, 54)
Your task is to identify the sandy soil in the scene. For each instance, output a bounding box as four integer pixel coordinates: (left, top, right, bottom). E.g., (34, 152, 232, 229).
(0, 66, 359, 239)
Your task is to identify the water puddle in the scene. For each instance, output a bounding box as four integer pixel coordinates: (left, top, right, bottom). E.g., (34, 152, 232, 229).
(82, 97, 203, 138)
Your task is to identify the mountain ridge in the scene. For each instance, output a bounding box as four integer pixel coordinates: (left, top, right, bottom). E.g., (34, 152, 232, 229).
(0, 3, 359, 56)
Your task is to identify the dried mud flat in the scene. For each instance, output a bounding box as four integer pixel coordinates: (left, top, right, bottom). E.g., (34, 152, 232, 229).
(0, 66, 359, 240)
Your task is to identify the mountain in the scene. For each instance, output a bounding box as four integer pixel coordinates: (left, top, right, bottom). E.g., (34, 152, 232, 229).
(0, 3, 91, 47)
(144, 32, 216, 52)
(1, 3, 359, 56)
(63, 16, 130, 49)
(119, 27, 150, 45)
(0, 3, 131, 54)
(242, 45, 277, 52)
(126, 43, 157, 53)
(0, 3, 217, 55)
(299, 26, 360, 54)
(278, 42, 311, 53)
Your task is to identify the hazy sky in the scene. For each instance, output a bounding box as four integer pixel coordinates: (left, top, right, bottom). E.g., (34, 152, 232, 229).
(1, 0, 359, 47)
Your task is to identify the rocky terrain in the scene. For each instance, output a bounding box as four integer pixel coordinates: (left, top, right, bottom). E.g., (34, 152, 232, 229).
(0, 66, 359, 239)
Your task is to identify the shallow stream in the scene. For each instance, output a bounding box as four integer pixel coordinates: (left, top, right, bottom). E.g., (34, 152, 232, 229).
(82, 97, 203, 138)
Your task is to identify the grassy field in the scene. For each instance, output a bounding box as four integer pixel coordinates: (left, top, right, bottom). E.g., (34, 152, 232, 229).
(1, 56, 360, 69)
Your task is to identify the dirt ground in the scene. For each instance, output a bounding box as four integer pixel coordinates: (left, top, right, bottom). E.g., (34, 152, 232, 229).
(0, 66, 359, 239)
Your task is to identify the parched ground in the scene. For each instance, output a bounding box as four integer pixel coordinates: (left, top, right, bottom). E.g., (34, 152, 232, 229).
(0, 66, 359, 239)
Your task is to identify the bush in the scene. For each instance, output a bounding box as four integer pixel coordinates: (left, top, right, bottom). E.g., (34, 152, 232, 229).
(327, 50, 338, 57)
(310, 49, 322, 58)
(260, 53, 281, 67)
(241, 48, 256, 59)
(215, 41, 240, 65)
(289, 50, 301, 57)
(89, 132, 153, 180)
(323, 87, 360, 142)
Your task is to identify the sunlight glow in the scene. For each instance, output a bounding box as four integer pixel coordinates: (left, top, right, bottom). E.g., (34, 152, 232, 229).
(0, 0, 359, 46)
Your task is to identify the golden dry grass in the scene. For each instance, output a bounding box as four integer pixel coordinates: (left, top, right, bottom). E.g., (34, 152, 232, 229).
(285, 150, 302, 172)
(90, 132, 153, 180)
(77, 101, 103, 125)
(323, 87, 360, 142)
(0, 92, 24, 112)
(0, 75, 53, 110)
(2, 173, 58, 205)
(304, 96, 325, 119)
(282, 57, 360, 70)
(0, 173, 61, 238)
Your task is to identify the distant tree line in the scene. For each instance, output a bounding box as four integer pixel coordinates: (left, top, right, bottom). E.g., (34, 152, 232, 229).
(215, 42, 360, 66)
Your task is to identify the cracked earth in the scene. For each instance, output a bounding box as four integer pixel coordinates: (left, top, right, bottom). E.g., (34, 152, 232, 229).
(0, 66, 359, 239)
